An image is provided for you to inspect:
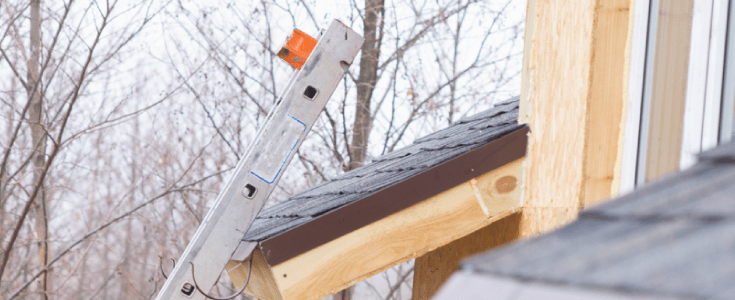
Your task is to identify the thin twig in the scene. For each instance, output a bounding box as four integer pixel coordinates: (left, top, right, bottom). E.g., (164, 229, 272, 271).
(383, 266, 414, 300)
(0, 0, 107, 286)
(7, 167, 233, 300)
(0, 0, 74, 195)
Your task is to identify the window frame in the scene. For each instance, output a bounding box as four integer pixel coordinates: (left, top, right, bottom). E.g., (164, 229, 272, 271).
(620, 0, 734, 193)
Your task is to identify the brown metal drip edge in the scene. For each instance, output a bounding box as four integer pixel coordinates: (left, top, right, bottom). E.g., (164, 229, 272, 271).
(259, 125, 529, 266)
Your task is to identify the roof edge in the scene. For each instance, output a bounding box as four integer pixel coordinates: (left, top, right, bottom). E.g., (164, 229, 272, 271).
(258, 125, 529, 266)
(433, 271, 671, 300)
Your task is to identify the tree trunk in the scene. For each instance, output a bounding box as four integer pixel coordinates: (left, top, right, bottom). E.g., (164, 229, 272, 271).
(348, 0, 384, 171)
(28, 0, 49, 299)
(0, 61, 19, 243)
(331, 287, 353, 300)
(334, 1, 384, 298)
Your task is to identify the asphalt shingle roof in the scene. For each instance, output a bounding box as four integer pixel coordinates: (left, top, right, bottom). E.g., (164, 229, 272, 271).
(448, 141, 735, 300)
(243, 97, 523, 242)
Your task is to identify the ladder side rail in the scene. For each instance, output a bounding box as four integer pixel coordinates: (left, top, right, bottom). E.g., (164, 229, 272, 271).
(155, 20, 363, 300)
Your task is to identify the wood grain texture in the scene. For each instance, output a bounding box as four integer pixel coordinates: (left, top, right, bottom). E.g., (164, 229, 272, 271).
(519, 0, 596, 233)
(411, 212, 521, 300)
(244, 103, 522, 243)
(582, 0, 630, 207)
(520, 0, 632, 235)
(457, 151, 735, 299)
(226, 248, 283, 300)
(643, 0, 693, 182)
(242, 158, 524, 300)
(519, 0, 536, 118)
(519, 207, 578, 237)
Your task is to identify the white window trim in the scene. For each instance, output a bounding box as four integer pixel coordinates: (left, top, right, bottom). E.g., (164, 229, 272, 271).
(620, 0, 652, 194)
(681, 0, 729, 169)
(720, 1, 735, 144)
(621, 0, 733, 194)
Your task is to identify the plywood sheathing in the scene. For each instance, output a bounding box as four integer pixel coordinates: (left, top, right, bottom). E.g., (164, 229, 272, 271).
(520, 0, 631, 236)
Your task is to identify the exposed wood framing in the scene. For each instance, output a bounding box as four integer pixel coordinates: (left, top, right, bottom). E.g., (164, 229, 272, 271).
(411, 212, 521, 300)
(255, 126, 528, 266)
(227, 158, 524, 300)
(583, 0, 630, 207)
(227, 0, 636, 297)
(520, 0, 631, 236)
(226, 249, 282, 300)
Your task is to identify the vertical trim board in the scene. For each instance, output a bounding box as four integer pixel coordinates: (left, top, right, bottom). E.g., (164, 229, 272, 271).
(582, 0, 630, 206)
(643, 0, 694, 181)
(616, 0, 649, 195)
(681, 0, 714, 169)
(520, 0, 596, 237)
(520, 0, 595, 208)
(701, 0, 730, 150)
(520, 0, 632, 234)
(720, 0, 735, 143)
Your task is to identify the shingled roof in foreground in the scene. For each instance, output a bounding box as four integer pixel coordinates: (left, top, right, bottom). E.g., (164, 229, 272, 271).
(433, 141, 735, 300)
(239, 97, 528, 265)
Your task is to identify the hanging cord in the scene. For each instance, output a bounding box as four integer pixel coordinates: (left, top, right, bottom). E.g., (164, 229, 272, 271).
(190, 254, 253, 300)
(159, 256, 176, 279)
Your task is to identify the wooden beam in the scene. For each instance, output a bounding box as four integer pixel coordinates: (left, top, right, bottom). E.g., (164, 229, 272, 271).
(520, 0, 631, 236)
(583, 0, 630, 207)
(227, 158, 524, 300)
(226, 248, 282, 300)
(411, 212, 521, 300)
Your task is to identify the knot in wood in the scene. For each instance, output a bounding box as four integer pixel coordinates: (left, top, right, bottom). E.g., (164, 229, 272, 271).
(494, 176, 517, 194)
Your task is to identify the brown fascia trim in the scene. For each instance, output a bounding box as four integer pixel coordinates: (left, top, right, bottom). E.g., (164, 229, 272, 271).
(259, 125, 529, 266)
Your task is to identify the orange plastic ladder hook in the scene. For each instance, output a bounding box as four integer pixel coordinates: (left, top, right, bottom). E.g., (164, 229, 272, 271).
(277, 29, 318, 70)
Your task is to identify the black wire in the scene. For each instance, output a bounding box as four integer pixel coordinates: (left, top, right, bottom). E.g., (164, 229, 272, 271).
(190, 255, 253, 300)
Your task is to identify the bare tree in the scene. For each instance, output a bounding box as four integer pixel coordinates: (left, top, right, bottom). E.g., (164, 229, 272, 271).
(27, 0, 50, 298)
(348, 0, 384, 171)
(0, 0, 178, 298)
(0, 0, 523, 299)
(160, 0, 523, 299)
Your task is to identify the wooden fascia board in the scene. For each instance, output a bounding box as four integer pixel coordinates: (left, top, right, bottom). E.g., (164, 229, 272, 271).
(257, 125, 529, 266)
(228, 157, 525, 300)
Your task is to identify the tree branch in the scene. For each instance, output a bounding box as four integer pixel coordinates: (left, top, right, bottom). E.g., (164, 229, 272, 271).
(0, 0, 107, 286)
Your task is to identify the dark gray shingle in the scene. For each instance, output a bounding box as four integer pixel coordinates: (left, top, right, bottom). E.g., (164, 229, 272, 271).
(244, 98, 522, 242)
(457, 142, 735, 299)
